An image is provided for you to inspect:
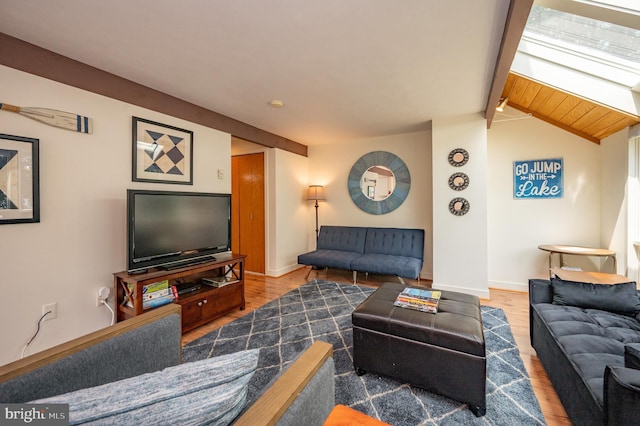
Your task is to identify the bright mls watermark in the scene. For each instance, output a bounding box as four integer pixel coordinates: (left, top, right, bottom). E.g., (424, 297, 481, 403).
(1, 404, 68, 425)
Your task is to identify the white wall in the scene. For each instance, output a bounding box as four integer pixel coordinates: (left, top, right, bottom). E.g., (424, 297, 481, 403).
(432, 114, 489, 297)
(271, 149, 310, 276)
(0, 65, 231, 365)
(308, 131, 433, 279)
(600, 129, 630, 275)
(487, 108, 602, 290)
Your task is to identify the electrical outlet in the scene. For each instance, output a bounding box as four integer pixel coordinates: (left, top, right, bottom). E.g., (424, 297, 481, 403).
(42, 302, 57, 321)
(97, 286, 111, 306)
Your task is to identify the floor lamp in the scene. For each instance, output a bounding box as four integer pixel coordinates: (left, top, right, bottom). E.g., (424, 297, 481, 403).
(307, 185, 326, 243)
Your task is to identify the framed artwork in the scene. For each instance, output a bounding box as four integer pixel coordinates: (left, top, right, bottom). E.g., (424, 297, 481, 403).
(513, 158, 563, 199)
(0, 134, 40, 224)
(132, 117, 193, 184)
(367, 185, 375, 199)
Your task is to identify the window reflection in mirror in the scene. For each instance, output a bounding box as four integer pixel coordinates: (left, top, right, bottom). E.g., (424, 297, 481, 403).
(360, 165, 395, 201)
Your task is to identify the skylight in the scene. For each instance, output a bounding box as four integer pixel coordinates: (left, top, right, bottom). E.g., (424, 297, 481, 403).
(511, 1, 640, 116)
(523, 4, 640, 85)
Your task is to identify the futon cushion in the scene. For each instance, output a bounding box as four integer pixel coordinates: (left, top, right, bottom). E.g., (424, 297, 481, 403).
(31, 349, 259, 425)
(551, 278, 640, 315)
(298, 249, 362, 270)
(350, 254, 422, 279)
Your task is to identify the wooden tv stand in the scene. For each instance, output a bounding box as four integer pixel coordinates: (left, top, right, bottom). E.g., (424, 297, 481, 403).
(114, 253, 246, 333)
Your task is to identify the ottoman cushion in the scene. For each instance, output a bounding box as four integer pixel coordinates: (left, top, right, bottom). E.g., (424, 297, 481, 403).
(352, 282, 484, 357)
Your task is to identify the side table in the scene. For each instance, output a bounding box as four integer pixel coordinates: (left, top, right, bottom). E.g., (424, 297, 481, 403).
(538, 244, 616, 273)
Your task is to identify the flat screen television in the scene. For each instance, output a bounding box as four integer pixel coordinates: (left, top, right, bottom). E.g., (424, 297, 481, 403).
(127, 189, 231, 274)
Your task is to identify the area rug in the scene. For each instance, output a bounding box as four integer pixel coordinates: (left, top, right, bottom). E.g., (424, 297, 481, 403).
(183, 280, 546, 425)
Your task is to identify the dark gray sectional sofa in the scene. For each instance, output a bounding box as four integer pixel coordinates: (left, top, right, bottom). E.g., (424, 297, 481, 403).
(298, 225, 424, 283)
(529, 278, 640, 425)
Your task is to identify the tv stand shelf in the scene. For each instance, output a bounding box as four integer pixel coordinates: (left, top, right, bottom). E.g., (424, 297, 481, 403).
(114, 253, 246, 333)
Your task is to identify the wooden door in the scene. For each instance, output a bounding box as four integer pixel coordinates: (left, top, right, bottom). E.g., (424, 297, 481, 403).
(231, 153, 265, 273)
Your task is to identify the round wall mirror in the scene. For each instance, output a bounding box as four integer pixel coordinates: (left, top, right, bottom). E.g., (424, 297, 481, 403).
(348, 151, 410, 215)
(360, 165, 395, 201)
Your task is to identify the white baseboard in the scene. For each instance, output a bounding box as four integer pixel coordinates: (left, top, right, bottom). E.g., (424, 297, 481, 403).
(487, 280, 529, 293)
(266, 263, 305, 278)
(431, 283, 490, 299)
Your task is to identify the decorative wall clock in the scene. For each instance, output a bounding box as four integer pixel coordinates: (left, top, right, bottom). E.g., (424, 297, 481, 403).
(448, 148, 469, 167)
(448, 172, 469, 191)
(449, 197, 470, 216)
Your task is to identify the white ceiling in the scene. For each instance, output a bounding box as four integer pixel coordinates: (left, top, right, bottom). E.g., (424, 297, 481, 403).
(0, 0, 510, 146)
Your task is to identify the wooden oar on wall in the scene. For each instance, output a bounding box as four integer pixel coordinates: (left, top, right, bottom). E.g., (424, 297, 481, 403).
(0, 102, 93, 134)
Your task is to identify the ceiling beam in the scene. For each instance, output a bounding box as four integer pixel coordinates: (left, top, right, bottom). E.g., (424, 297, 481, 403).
(485, 0, 534, 127)
(0, 32, 308, 157)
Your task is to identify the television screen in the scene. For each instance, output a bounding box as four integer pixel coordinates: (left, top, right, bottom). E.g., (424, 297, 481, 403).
(127, 189, 231, 273)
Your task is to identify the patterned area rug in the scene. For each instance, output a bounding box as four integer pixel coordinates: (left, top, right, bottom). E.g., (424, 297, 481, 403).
(183, 280, 546, 425)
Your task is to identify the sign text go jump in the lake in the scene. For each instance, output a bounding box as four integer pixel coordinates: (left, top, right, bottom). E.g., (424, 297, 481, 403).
(513, 158, 563, 199)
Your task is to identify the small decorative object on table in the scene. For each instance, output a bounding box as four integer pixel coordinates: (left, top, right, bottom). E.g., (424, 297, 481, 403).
(202, 276, 239, 288)
(393, 287, 441, 313)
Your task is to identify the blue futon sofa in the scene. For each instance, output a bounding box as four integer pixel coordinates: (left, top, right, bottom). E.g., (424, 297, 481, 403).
(298, 225, 424, 283)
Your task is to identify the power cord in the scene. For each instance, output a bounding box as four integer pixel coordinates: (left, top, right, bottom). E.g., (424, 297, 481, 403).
(97, 287, 115, 326)
(21, 311, 51, 358)
(102, 300, 115, 326)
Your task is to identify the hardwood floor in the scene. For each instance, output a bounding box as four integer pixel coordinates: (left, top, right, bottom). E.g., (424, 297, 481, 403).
(182, 267, 571, 425)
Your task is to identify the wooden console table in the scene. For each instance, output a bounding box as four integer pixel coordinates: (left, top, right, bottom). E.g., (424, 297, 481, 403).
(538, 244, 616, 273)
(114, 253, 246, 333)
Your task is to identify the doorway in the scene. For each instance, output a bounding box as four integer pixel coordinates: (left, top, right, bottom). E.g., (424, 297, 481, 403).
(231, 152, 266, 274)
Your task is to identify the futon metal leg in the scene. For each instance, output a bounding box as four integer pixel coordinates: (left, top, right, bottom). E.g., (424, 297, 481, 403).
(305, 266, 313, 279)
(398, 276, 405, 285)
(353, 271, 357, 284)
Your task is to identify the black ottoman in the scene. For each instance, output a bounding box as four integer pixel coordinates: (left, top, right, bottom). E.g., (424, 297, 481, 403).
(352, 282, 486, 416)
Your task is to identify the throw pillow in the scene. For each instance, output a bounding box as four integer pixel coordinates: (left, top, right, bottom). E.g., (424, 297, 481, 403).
(31, 349, 259, 425)
(551, 278, 640, 315)
(625, 344, 640, 370)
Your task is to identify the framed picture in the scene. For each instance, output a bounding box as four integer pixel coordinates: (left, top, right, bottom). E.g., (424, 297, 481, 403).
(132, 117, 193, 184)
(0, 134, 40, 224)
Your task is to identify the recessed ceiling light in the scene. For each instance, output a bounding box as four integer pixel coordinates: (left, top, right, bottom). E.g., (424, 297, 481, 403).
(269, 100, 284, 108)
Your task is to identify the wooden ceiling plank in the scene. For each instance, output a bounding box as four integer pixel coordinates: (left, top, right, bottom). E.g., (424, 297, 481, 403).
(509, 76, 530, 105)
(553, 96, 582, 123)
(508, 103, 600, 143)
(528, 85, 555, 111)
(502, 72, 639, 142)
(593, 116, 640, 139)
(571, 105, 611, 131)
(519, 80, 542, 109)
(538, 91, 568, 116)
(583, 111, 630, 134)
(502, 73, 517, 97)
(559, 101, 597, 126)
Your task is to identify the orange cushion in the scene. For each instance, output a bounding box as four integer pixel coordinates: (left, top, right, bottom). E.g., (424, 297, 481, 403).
(323, 404, 390, 426)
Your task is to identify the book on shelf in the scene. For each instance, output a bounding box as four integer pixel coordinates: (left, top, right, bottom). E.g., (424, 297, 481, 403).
(202, 276, 239, 288)
(393, 287, 442, 313)
(171, 285, 179, 301)
(142, 280, 169, 294)
(123, 279, 174, 309)
(143, 293, 175, 309)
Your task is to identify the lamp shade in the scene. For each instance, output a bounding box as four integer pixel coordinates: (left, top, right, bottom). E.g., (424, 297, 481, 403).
(306, 185, 325, 201)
